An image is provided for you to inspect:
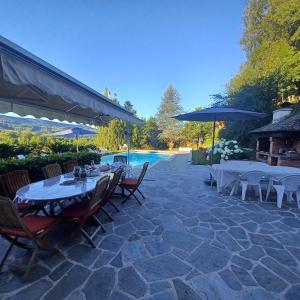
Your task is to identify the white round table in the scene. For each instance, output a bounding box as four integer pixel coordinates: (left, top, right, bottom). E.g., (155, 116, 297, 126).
(212, 162, 300, 193)
(15, 173, 105, 204)
(14, 163, 126, 215)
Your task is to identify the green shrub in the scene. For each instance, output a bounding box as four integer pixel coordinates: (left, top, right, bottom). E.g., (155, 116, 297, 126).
(192, 149, 219, 165)
(0, 144, 16, 159)
(0, 152, 101, 182)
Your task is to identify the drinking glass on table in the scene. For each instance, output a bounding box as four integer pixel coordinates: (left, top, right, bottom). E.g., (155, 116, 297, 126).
(73, 166, 80, 178)
(90, 160, 96, 169)
(79, 166, 87, 178)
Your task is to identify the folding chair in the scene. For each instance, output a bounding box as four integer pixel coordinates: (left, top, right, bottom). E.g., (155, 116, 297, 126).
(100, 169, 123, 221)
(60, 175, 110, 247)
(62, 160, 78, 173)
(113, 155, 127, 164)
(42, 163, 62, 179)
(0, 196, 58, 279)
(0, 170, 42, 215)
(120, 162, 149, 205)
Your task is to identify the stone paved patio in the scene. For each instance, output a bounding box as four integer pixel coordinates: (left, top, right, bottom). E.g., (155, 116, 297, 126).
(1, 154, 300, 299)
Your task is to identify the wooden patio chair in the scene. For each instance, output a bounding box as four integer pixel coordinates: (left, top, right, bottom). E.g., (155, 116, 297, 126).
(120, 162, 149, 205)
(99, 169, 123, 221)
(42, 163, 62, 179)
(113, 155, 127, 164)
(0, 196, 58, 279)
(0, 170, 42, 215)
(60, 175, 110, 247)
(62, 160, 78, 173)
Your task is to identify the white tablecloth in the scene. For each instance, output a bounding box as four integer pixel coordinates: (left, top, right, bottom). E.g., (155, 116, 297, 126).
(212, 161, 300, 193)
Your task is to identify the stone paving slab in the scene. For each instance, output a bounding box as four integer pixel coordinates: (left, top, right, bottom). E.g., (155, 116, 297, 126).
(1, 154, 300, 299)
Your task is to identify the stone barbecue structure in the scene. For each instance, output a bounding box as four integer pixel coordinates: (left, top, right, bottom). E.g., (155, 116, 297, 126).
(252, 106, 300, 167)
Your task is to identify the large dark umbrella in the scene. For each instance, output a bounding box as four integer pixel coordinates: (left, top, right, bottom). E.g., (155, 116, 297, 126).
(52, 127, 96, 152)
(173, 107, 267, 164)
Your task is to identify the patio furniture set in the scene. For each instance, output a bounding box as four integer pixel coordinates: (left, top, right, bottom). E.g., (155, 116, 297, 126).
(0, 155, 149, 279)
(208, 160, 300, 209)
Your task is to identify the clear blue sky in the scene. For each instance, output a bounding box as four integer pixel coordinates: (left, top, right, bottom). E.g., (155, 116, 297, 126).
(0, 0, 246, 119)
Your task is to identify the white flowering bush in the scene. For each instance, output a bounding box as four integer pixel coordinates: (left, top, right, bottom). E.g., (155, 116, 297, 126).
(206, 139, 243, 161)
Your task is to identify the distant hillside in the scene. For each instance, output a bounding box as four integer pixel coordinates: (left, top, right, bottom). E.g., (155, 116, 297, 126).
(0, 114, 96, 134)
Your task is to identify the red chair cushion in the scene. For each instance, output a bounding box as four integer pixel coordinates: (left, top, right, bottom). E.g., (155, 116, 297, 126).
(121, 178, 138, 186)
(0, 215, 56, 238)
(16, 203, 38, 211)
(60, 201, 99, 220)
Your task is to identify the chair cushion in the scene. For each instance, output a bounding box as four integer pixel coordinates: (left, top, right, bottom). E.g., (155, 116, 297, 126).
(121, 178, 138, 186)
(60, 201, 99, 220)
(0, 215, 56, 238)
(16, 203, 39, 211)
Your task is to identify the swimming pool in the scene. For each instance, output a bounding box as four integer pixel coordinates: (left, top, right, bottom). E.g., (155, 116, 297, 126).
(101, 151, 173, 167)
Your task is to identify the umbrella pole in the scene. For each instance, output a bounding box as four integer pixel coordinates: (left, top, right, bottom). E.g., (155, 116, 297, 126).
(127, 139, 130, 165)
(76, 136, 79, 153)
(126, 128, 131, 165)
(210, 120, 216, 165)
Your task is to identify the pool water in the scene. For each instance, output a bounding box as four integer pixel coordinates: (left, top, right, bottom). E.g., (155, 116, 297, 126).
(101, 151, 173, 167)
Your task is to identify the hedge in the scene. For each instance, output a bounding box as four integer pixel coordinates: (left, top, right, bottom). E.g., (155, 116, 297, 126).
(0, 152, 101, 183)
(191, 149, 219, 165)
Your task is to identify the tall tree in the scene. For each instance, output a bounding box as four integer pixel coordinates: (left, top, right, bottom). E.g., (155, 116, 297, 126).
(235, 0, 300, 101)
(141, 117, 165, 149)
(124, 100, 137, 116)
(95, 119, 126, 151)
(156, 85, 183, 149)
(217, 0, 300, 146)
(131, 124, 143, 148)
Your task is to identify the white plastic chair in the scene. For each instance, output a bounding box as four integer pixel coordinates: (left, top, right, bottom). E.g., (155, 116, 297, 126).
(237, 171, 266, 202)
(269, 175, 300, 208)
(207, 166, 217, 187)
(229, 173, 241, 196)
(218, 171, 241, 195)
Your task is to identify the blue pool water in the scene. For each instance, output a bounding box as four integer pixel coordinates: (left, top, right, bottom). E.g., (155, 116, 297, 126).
(101, 152, 173, 167)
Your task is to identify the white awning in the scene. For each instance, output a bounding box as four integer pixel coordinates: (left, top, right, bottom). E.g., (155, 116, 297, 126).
(0, 36, 143, 126)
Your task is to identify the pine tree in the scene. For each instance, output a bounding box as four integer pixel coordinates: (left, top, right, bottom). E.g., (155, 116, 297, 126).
(156, 85, 183, 149)
(141, 117, 165, 149)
